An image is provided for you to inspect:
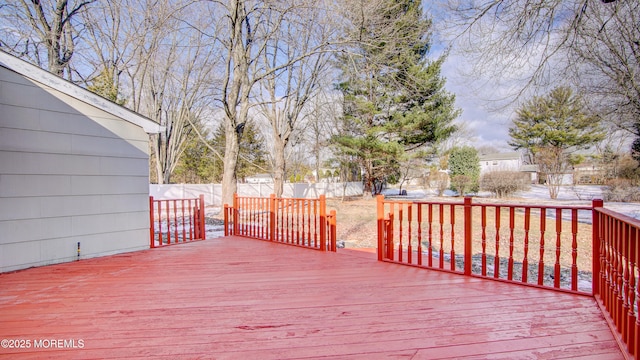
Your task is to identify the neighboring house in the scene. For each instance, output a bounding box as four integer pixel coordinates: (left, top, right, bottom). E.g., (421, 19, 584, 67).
(479, 152, 522, 174)
(573, 162, 605, 184)
(479, 152, 541, 183)
(0, 51, 162, 272)
(245, 173, 273, 184)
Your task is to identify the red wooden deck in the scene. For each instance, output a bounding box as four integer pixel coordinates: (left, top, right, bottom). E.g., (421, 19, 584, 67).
(0, 236, 626, 359)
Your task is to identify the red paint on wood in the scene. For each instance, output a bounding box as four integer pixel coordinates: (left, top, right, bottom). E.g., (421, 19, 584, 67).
(0, 237, 626, 359)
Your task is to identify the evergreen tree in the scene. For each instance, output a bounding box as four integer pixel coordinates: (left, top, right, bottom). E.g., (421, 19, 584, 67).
(332, 0, 458, 196)
(87, 69, 125, 105)
(209, 122, 269, 183)
(448, 146, 480, 195)
(509, 86, 605, 198)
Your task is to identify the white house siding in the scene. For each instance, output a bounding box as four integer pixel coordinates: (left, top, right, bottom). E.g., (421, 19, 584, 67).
(0, 66, 150, 272)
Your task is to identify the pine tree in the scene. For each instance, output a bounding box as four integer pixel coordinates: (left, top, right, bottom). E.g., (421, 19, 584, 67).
(449, 146, 480, 195)
(509, 86, 605, 198)
(332, 0, 458, 196)
(87, 69, 125, 105)
(209, 122, 269, 183)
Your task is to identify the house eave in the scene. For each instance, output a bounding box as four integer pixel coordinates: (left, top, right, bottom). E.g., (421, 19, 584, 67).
(0, 50, 164, 134)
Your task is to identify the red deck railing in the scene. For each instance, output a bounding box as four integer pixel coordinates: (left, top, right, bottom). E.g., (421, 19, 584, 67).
(595, 206, 639, 357)
(149, 195, 206, 248)
(224, 194, 337, 252)
(377, 195, 638, 358)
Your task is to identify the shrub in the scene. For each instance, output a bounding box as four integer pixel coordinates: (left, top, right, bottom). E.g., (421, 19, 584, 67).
(603, 179, 640, 202)
(480, 171, 530, 198)
(451, 175, 473, 196)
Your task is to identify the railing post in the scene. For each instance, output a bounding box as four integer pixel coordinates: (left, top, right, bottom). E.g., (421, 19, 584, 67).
(593, 199, 603, 296)
(320, 195, 327, 251)
(464, 197, 473, 276)
(269, 194, 276, 242)
(199, 194, 206, 239)
(223, 205, 229, 236)
(377, 195, 384, 261)
(233, 193, 239, 236)
(149, 196, 155, 248)
(330, 209, 337, 252)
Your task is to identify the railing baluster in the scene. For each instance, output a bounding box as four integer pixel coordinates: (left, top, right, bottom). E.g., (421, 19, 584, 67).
(450, 204, 455, 271)
(622, 222, 630, 342)
(173, 200, 178, 243)
(508, 207, 515, 280)
(481, 206, 487, 276)
(428, 203, 433, 267)
(628, 226, 637, 357)
(571, 208, 578, 291)
(494, 206, 501, 279)
(438, 204, 444, 269)
(616, 220, 624, 332)
(399, 204, 404, 262)
(408, 204, 413, 264)
(633, 225, 639, 358)
(156, 200, 162, 245)
(181, 199, 186, 243)
(523, 207, 530, 283)
(417, 204, 422, 266)
(554, 208, 562, 289)
(538, 208, 546, 286)
(149, 197, 156, 248)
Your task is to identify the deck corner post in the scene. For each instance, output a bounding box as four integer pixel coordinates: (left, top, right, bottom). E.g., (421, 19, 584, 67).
(233, 193, 239, 236)
(223, 204, 230, 236)
(592, 198, 604, 296)
(199, 195, 206, 240)
(330, 209, 337, 252)
(464, 197, 473, 276)
(320, 195, 327, 251)
(269, 194, 276, 242)
(376, 195, 384, 261)
(149, 196, 155, 248)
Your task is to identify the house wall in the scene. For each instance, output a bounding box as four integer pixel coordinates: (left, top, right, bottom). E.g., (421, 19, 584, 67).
(479, 158, 521, 174)
(0, 66, 150, 272)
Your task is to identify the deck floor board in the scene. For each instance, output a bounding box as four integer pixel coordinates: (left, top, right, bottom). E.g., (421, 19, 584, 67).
(0, 236, 624, 359)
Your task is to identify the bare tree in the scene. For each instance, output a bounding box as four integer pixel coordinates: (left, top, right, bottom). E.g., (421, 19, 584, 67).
(82, 0, 222, 184)
(441, 0, 639, 142)
(214, 0, 344, 205)
(257, 3, 336, 196)
(0, 0, 95, 78)
(306, 91, 342, 183)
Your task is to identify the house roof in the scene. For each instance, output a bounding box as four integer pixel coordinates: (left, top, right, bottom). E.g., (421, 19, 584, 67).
(479, 152, 521, 161)
(0, 50, 163, 133)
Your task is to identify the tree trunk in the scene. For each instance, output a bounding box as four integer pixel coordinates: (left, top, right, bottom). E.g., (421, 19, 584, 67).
(273, 138, 286, 198)
(221, 120, 240, 206)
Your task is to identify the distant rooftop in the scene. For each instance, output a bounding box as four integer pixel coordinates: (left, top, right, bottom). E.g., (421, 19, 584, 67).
(479, 151, 521, 161)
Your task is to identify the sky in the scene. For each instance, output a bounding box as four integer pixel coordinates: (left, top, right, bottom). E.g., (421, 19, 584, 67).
(440, 56, 515, 152)
(427, 3, 520, 153)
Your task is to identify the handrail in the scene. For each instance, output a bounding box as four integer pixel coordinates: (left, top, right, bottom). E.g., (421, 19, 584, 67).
(377, 195, 596, 294)
(149, 195, 206, 248)
(224, 194, 337, 252)
(594, 205, 639, 357)
(377, 195, 638, 358)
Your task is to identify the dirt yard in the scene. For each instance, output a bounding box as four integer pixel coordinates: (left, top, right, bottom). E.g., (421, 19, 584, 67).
(326, 197, 378, 248)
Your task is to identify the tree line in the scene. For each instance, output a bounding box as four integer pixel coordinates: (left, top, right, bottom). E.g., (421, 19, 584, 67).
(2, 0, 638, 202)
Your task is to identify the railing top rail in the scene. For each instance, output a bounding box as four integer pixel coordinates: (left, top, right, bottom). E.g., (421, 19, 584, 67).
(470, 202, 593, 211)
(595, 206, 640, 227)
(235, 195, 322, 201)
(381, 197, 595, 211)
(151, 197, 201, 202)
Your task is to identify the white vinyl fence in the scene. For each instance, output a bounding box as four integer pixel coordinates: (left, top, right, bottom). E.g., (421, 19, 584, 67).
(150, 182, 363, 206)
